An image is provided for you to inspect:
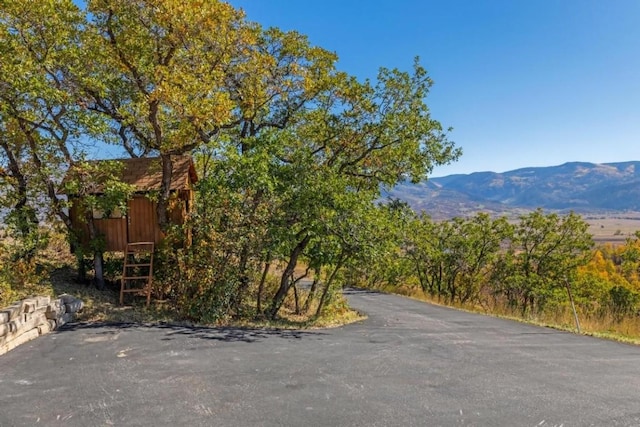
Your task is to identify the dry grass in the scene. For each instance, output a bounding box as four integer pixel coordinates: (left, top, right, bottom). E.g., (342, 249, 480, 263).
(231, 305, 366, 330)
(46, 266, 365, 328)
(47, 267, 179, 324)
(15, 253, 363, 329)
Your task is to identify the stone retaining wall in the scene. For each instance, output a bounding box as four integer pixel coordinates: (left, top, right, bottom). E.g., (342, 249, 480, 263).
(0, 295, 83, 356)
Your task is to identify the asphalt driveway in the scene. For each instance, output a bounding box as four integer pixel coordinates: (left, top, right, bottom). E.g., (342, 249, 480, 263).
(1, 289, 639, 426)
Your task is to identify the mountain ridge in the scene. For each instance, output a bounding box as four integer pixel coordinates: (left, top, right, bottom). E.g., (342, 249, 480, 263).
(388, 161, 640, 218)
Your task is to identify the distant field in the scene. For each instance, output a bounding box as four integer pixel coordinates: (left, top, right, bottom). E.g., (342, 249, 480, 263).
(429, 210, 640, 246)
(583, 212, 640, 245)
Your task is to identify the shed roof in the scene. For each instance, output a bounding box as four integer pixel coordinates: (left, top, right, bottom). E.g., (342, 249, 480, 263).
(60, 155, 198, 194)
(116, 156, 197, 192)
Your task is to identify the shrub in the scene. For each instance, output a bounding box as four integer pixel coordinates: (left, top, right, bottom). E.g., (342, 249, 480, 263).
(608, 285, 639, 322)
(0, 252, 50, 307)
(154, 240, 240, 324)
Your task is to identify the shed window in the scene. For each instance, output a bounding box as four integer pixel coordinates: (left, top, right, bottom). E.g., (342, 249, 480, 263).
(92, 206, 124, 219)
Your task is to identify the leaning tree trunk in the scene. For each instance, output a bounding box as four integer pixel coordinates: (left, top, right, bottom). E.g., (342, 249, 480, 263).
(303, 268, 321, 313)
(292, 283, 300, 315)
(290, 267, 310, 315)
(315, 252, 345, 317)
(565, 278, 581, 333)
(266, 234, 311, 319)
(256, 252, 272, 315)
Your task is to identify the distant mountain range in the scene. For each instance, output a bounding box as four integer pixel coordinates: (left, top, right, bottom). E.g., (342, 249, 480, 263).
(387, 161, 640, 219)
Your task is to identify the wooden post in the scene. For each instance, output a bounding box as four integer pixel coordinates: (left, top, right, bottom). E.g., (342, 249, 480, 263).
(565, 278, 581, 334)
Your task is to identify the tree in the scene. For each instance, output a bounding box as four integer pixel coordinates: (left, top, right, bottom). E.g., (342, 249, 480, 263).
(405, 214, 449, 299)
(446, 214, 511, 304)
(262, 61, 460, 318)
(502, 209, 594, 314)
(405, 213, 511, 304)
(190, 59, 460, 320)
(0, 120, 40, 260)
(76, 0, 255, 230)
(348, 199, 416, 291)
(312, 197, 403, 316)
(0, 0, 98, 259)
(75, 0, 343, 303)
(619, 234, 640, 286)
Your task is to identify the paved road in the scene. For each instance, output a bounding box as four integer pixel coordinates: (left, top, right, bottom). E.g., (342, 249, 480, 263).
(1, 289, 639, 426)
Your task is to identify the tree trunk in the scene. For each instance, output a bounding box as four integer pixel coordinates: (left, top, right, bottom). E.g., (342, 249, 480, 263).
(232, 245, 251, 312)
(233, 189, 265, 311)
(315, 252, 345, 317)
(93, 250, 105, 290)
(266, 234, 311, 319)
(85, 215, 105, 290)
(0, 140, 39, 260)
(303, 268, 320, 313)
(76, 251, 87, 284)
(293, 283, 300, 315)
(288, 266, 311, 315)
(256, 253, 272, 315)
(156, 153, 173, 232)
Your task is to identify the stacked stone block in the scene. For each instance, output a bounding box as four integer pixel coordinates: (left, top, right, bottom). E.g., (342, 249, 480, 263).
(0, 295, 83, 356)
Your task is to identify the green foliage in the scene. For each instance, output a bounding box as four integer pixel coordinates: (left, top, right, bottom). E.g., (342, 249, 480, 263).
(3, 206, 49, 261)
(402, 212, 513, 304)
(370, 207, 640, 336)
(0, 0, 99, 217)
(154, 229, 242, 323)
(494, 210, 594, 314)
(569, 273, 610, 317)
(608, 286, 639, 321)
(64, 160, 135, 223)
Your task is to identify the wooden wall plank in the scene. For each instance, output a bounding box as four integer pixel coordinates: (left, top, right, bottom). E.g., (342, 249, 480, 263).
(95, 218, 127, 252)
(128, 196, 161, 245)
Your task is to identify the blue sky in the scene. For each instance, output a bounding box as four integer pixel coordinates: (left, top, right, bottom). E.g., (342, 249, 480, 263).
(230, 0, 640, 176)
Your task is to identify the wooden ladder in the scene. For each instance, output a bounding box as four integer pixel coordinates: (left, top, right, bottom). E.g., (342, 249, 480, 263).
(120, 242, 155, 306)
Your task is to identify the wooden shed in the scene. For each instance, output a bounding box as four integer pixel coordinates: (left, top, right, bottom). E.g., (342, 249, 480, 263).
(66, 155, 198, 252)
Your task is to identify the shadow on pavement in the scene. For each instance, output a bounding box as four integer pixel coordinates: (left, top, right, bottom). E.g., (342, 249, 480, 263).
(59, 321, 327, 343)
(343, 287, 385, 295)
